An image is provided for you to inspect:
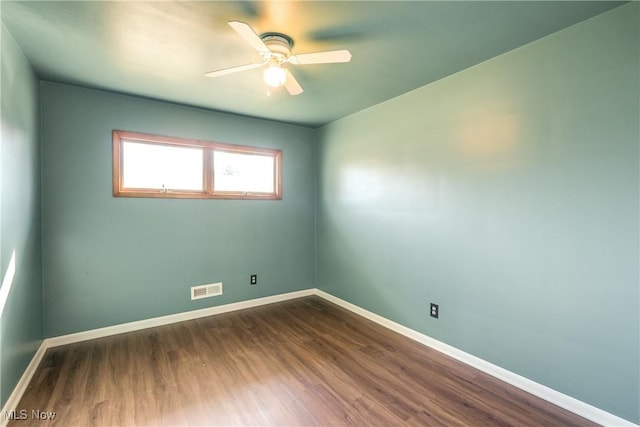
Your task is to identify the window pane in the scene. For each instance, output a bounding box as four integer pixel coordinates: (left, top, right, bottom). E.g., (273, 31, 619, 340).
(113, 130, 281, 199)
(213, 150, 274, 193)
(122, 141, 203, 191)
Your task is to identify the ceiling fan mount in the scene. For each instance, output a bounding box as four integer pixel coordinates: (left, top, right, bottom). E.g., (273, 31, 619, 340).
(205, 21, 352, 96)
(258, 33, 293, 62)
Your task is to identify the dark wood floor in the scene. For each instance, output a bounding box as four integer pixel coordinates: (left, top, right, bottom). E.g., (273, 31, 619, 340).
(11, 296, 597, 426)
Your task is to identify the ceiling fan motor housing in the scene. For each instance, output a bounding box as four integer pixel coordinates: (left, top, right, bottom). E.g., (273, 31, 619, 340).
(260, 33, 294, 59)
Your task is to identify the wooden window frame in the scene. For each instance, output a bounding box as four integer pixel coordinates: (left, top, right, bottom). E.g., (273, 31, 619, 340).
(112, 130, 282, 200)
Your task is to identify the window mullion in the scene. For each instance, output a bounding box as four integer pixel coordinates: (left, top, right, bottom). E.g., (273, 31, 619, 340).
(204, 147, 213, 194)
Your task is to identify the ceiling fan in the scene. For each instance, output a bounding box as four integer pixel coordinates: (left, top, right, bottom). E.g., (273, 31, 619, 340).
(205, 21, 352, 95)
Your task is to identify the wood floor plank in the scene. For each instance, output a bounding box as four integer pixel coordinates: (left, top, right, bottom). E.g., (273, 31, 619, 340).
(9, 296, 599, 426)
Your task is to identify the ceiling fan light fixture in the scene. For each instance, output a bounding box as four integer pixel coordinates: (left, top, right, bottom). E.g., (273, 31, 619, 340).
(263, 64, 286, 87)
(205, 21, 351, 96)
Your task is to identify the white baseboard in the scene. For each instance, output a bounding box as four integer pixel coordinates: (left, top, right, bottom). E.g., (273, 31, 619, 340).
(0, 342, 47, 427)
(46, 289, 315, 348)
(315, 289, 637, 427)
(2, 288, 635, 427)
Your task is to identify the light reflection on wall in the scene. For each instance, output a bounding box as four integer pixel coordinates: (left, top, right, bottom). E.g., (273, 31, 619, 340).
(0, 251, 17, 318)
(338, 163, 384, 204)
(336, 160, 446, 222)
(454, 105, 522, 171)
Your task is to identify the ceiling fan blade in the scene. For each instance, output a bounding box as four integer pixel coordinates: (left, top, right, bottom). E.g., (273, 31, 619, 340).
(307, 26, 364, 43)
(228, 21, 269, 53)
(205, 62, 264, 78)
(284, 69, 303, 95)
(289, 50, 352, 65)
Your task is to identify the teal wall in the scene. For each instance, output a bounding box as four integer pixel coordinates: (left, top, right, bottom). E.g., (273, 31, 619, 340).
(0, 24, 43, 406)
(40, 82, 315, 337)
(316, 4, 639, 423)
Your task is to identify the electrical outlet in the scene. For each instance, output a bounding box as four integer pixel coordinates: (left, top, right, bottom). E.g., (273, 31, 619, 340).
(430, 303, 439, 319)
(250, 274, 257, 285)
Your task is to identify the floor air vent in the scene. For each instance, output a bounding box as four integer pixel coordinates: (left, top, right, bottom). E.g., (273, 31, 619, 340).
(191, 282, 223, 300)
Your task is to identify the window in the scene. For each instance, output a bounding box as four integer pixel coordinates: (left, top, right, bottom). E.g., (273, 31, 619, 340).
(112, 130, 282, 199)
